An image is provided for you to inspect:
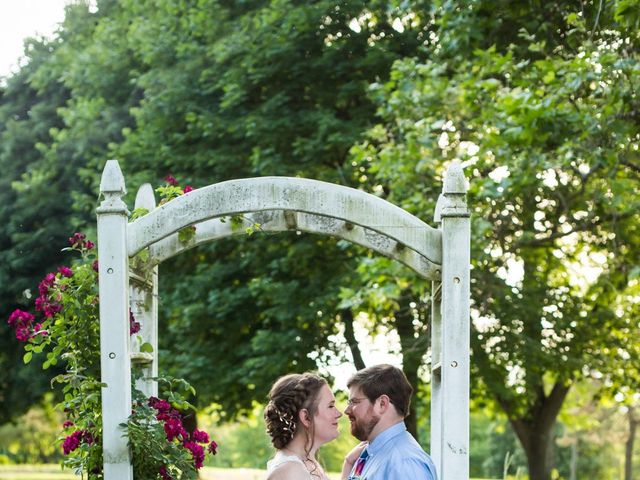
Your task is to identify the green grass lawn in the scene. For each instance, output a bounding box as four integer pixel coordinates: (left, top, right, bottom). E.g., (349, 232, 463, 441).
(0, 464, 500, 480)
(0, 464, 340, 480)
(0, 464, 74, 480)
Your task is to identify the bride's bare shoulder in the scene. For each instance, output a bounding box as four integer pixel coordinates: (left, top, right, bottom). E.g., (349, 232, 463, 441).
(266, 460, 309, 480)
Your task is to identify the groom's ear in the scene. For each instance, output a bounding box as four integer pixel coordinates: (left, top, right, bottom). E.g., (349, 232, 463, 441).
(299, 408, 311, 427)
(377, 394, 391, 414)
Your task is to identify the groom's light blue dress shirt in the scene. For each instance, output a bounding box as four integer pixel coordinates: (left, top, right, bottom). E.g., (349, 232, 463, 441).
(348, 421, 437, 480)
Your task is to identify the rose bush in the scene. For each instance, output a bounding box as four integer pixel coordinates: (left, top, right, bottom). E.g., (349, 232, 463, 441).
(7, 177, 218, 479)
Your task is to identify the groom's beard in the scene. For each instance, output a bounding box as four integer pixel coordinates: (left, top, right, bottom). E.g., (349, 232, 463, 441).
(350, 413, 381, 441)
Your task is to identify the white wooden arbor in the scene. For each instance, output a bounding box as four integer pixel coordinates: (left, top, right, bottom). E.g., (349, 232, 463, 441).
(96, 159, 470, 479)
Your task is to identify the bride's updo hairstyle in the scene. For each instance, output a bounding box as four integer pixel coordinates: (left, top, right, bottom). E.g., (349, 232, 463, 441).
(264, 373, 327, 449)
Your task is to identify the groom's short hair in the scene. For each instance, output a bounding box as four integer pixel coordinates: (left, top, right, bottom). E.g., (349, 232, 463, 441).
(347, 364, 413, 417)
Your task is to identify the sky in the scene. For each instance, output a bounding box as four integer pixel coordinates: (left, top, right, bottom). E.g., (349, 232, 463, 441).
(0, 0, 71, 78)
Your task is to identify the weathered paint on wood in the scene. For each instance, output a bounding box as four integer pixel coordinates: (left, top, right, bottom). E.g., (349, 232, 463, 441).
(147, 210, 441, 280)
(127, 177, 442, 266)
(430, 279, 443, 473)
(432, 161, 470, 480)
(97, 160, 470, 480)
(130, 183, 158, 398)
(96, 160, 133, 479)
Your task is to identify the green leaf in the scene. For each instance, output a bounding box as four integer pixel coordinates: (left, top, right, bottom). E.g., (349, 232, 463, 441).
(130, 207, 150, 221)
(140, 342, 154, 353)
(177, 225, 196, 244)
(543, 71, 556, 84)
(23, 352, 33, 364)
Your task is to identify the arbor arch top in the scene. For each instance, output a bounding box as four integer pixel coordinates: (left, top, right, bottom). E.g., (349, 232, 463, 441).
(96, 160, 470, 480)
(144, 209, 440, 279)
(126, 176, 443, 279)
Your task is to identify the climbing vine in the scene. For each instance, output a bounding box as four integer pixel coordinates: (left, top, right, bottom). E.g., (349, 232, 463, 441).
(7, 178, 219, 479)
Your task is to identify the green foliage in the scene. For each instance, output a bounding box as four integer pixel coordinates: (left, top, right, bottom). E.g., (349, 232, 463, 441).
(468, 412, 527, 479)
(0, 0, 437, 424)
(201, 407, 273, 470)
(158, 233, 353, 416)
(348, 0, 640, 477)
(131, 208, 150, 221)
(0, 394, 64, 464)
(177, 227, 197, 245)
(156, 185, 186, 205)
(127, 380, 197, 480)
(16, 242, 103, 476)
(7, 236, 218, 478)
(152, 176, 198, 244)
(2, 0, 639, 477)
(0, 35, 76, 424)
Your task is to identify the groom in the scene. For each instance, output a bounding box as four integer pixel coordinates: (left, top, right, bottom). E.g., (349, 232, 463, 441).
(341, 364, 437, 480)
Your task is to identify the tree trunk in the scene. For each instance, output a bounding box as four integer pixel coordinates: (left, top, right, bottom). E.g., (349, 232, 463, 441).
(341, 308, 366, 371)
(394, 291, 428, 441)
(511, 420, 554, 480)
(504, 382, 570, 480)
(625, 406, 637, 480)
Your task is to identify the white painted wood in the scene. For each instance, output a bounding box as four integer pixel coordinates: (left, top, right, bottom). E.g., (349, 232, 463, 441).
(434, 161, 470, 480)
(130, 184, 159, 398)
(149, 267, 158, 395)
(146, 210, 441, 280)
(127, 177, 442, 266)
(96, 160, 471, 480)
(102, 463, 136, 479)
(96, 160, 133, 480)
(430, 280, 443, 473)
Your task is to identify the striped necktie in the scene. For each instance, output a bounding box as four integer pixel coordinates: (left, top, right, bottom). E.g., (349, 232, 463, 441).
(353, 448, 369, 477)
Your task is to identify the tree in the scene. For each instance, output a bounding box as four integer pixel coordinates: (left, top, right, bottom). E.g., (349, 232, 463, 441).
(0, 0, 145, 423)
(30, 0, 440, 428)
(7, 8, 637, 479)
(0, 34, 74, 423)
(1, 0, 441, 437)
(605, 269, 640, 480)
(348, 1, 640, 479)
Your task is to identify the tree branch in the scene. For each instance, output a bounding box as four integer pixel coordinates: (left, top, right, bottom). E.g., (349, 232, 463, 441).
(621, 158, 640, 175)
(341, 308, 366, 371)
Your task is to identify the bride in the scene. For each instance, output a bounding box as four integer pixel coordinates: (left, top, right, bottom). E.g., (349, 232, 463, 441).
(264, 373, 342, 479)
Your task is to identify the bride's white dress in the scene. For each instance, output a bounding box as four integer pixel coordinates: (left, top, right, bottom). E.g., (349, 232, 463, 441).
(266, 451, 329, 479)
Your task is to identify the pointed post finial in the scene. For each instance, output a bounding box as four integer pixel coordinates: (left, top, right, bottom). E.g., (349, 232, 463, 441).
(434, 161, 469, 224)
(443, 161, 467, 194)
(98, 160, 128, 215)
(100, 160, 126, 195)
(134, 183, 156, 211)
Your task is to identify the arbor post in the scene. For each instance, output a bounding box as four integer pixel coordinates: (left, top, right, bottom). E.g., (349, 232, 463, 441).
(432, 161, 470, 480)
(130, 183, 159, 398)
(97, 160, 134, 479)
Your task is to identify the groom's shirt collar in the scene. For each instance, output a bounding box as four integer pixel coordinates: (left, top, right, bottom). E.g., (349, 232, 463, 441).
(367, 421, 406, 457)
